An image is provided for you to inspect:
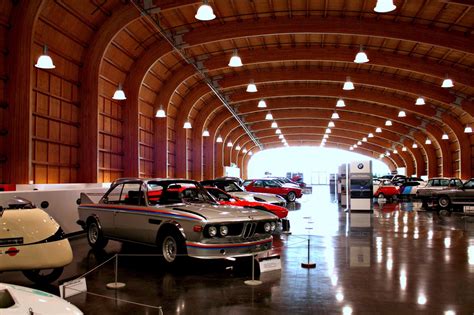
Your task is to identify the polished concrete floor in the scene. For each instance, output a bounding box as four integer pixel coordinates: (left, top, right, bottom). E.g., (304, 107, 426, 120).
(2, 186, 474, 314)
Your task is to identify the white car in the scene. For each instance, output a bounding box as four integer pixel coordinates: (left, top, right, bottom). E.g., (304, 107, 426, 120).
(0, 283, 82, 314)
(0, 197, 73, 284)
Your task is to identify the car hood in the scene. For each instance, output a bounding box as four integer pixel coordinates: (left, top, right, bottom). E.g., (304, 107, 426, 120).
(231, 191, 284, 202)
(164, 203, 278, 222)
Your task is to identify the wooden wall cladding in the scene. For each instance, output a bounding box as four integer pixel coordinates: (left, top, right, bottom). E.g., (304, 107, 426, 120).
(98, 96, 123, 183)
(139, 101, 154, 178)
(0, 2, 9, 183)
(168, 119, 176, 178)
(32, 55, 80, 183)
(187, 136, 192, 179)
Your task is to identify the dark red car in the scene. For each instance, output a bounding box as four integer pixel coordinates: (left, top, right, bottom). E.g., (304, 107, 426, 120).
(242, 179, 303, 202)
(374, 181, 400, 200)
(205, 187, 288, 219)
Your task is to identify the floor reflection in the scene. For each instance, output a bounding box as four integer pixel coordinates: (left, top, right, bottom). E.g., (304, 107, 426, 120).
(1, 185, 473, 314)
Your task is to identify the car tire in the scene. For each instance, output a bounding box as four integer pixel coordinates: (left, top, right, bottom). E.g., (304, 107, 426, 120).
(87, 220, 108, 250)
(158, 231, 186, 265)
(22, 267, 63, 284)
(378, 193, 385, 199)
(438, 196, 451, 209)
(287, 191, 296, 202)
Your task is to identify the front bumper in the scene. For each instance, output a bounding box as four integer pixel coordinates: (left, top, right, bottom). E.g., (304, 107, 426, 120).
(186, 236, 273, 259)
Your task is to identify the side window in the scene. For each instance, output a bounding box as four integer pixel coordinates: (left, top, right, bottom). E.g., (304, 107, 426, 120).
(254, 180, 263, 187)
(122, 183, 146, 206)
(464, 181, 474, 189)
(147, 183, 164, 205)
(456, 180, 463, 187)
(102, 184, 124, 204)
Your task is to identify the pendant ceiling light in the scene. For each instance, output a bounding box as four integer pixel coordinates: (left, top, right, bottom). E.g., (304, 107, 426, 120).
(415, 96, 425, 106)
(323, 134, 329, 139)
(227, 141, 233, 147)
(265, 112, 273, 120)
(155, 105, 166, 118)
(242, 148, 248, 153)
(349, 146, 354, 151)
(35, 45, 56, 69)
(343, 77, 354, 91)
(374, 0, 396, 13)
(385, 120, 392, 126)
(331, 112, 340, 119)
(246, 80, 257, 93)
(354, 45, 369, 64)
(195, 0, 216, 21)
(235, 145, 241, 151)
(412, 143, 418, 148)
(398, 110, 406, 117)
(385, 151, 391, 156)
(216, 135, 223, 143)
(375, 127, 382, 133)
(278, 134, 284, 139)
(202, 129, 210, 137)
(357, 141, 362, 145)
(271, 121, 278, 128)
(441, 75, 454, 88)
(325, 128, 332, 134)
(402, 146, 407, 152)
(442, 133, 449, 140)
(258, 99, 267, 108)
(368, 133, 374, 138)
(425, 138, 432, 145)
(362, 137, 368, 142)
(248, 151, 253, 156)
(183, 121, 192, 129)
(354, 144, 358, 148)
(328, 121, 335, 128)
(336, 98, 346, 107)
(275, 129, 282, 135)
(228, 49, 243, 67)
(379, 154, 385, 158)
(393, 149, 398, 154)
(112, 83, 126, 100)
(464, 125, 473, 133)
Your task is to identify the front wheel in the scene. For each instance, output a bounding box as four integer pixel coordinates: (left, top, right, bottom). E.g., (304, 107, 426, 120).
(87, 220, 108, 250)
(378, 193, 385, 199)
(287, 191, 296, 202)
(23, 267, 63, 284)
(159, 232, 186, 265)
(438, 196, 451, 209)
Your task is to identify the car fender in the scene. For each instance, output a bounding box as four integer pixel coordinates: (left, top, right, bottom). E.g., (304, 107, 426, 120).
(156, 220, 187, 241)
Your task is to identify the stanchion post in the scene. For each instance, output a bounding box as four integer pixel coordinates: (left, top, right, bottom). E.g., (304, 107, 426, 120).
(244, 254, 263, 286)
(301, 218, 316, 269)
(106, 254, 126, 289)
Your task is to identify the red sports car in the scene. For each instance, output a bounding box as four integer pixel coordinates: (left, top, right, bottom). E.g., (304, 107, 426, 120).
(374, 181, 400, 200)
(242, 179, 303, 202)
(205, 187, 288, 219)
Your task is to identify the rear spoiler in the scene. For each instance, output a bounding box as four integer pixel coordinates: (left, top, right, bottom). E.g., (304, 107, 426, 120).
(79, 192, 95, 205)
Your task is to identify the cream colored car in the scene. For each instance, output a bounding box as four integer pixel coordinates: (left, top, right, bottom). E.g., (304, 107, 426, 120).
(0, 197, 73, 284)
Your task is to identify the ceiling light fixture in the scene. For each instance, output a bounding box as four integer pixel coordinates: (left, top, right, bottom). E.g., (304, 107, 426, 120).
(368, 133, 374, 138)
(402, 146, 407, 151)
(236, 145, 241, 151)
(326, 128, 332, 134)
(343, 77, 354, 91)
(227, 141, 233, 147)
(155, 105, 166, 118)
(354, 45, 369, 64)
(385, 120, 392, 126)
(357, 141, 362, 145)
(265, 112, 273, 120)
(276, 129, 282, 134)
(336, 98, 346, 107)
(331, 112, 340, 119)
(216, 135, 223, 143)
(354, 144, 358, 148)
(183, 120, 192, 129)
(441, 75, 454, 88)
(278, 135, 284, 139)
(393, 149, 398, 154)
(35, 45, 55, 69)
(464, 125, 473, 133)
(242, 148, 248, 153)
(415, 96, 425, 106)
(195, 0, 216, 21)
(228, 49, 243, 67)
(412, 143, 418, 148)
(323, 134, 329, 139)
(398, 110, 406, 117)
(379, 154, 385, 158)
(375, 127, 382, 133)
(374, 0, 396, 13)
(202, 130, 210, 137)
(425, 138, 432, 145)
(362, 137, 368, 142)
(385, 151, 391, 156)
(271, 121, 278, 128)
(328, 121, 335, 128)
(248, 151, 253, 156)
(258, 99, 267, 108)
(112, 83, 126, 100)
(442, 133, 449, 140)
(349, 146, 354, 151)
(246, 80, 257, 93)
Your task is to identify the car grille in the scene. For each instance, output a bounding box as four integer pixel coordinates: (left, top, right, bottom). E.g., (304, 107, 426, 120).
(242, 222, 257, 239)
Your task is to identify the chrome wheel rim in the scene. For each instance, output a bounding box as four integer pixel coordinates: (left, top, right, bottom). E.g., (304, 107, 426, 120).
(288, 192, 296, 202)
(88, 223, 99, 244)
(439, 197, 449, 208)
(163, 236, 177, 262)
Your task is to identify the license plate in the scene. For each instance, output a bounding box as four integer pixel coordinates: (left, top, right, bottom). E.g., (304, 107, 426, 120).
(463, 206, 474, 214)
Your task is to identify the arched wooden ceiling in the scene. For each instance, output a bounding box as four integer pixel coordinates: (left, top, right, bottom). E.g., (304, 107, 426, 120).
(1, 0, 473, 184)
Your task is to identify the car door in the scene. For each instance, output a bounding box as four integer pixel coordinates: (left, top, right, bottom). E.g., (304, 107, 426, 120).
(263, 180, 282, 195)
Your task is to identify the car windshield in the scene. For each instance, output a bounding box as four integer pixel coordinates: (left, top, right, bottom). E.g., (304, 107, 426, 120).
(147, 181, 216, 205)
(216, 182, 243, 192)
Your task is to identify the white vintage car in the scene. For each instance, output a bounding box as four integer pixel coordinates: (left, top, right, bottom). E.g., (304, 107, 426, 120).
(0, 197, 73, 284)
(77, 178, 278, 264)
(0, 282, 82, 314)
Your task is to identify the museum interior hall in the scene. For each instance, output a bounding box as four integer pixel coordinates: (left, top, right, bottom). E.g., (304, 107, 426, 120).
(0, 0, 473, 314)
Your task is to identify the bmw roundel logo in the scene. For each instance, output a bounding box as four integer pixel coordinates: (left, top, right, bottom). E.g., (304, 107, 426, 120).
(357, 163, 364, 169)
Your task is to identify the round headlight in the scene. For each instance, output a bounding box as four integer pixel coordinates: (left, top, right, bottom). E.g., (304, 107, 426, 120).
(220, 225, 228, 236)
(270, 222, 276, 231)
(264, 222, 271, 232)
(208, 226, 217, 237)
